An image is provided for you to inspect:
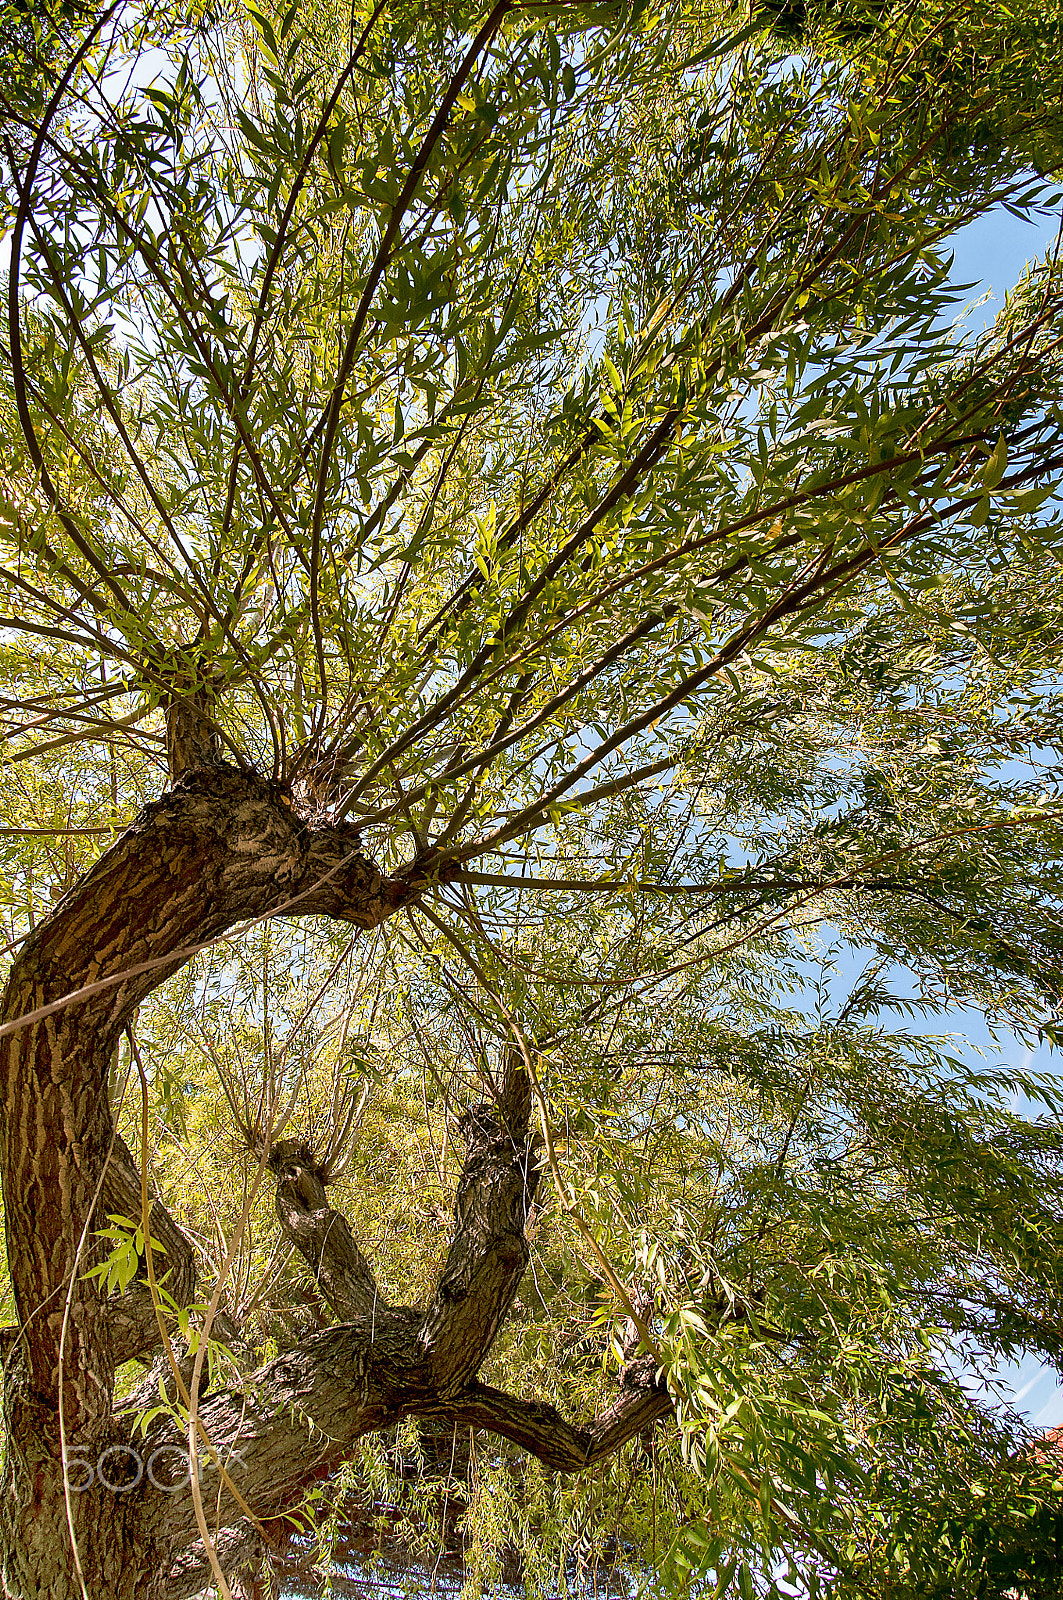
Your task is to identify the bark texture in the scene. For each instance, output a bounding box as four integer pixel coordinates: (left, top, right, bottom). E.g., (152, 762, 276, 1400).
(0, 766, 672, 1598)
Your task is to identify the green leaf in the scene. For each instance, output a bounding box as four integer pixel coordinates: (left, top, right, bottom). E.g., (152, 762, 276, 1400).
(982, 433, 1008, 490)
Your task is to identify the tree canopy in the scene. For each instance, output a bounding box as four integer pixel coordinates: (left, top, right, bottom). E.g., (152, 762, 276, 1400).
(2, 0, 1063, 1595)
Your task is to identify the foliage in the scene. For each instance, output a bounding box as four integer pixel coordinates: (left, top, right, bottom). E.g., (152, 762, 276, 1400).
(3, 0, 1063, 1593)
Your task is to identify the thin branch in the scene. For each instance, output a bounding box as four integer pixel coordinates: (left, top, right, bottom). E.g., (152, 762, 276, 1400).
(307, 0, 511, 733)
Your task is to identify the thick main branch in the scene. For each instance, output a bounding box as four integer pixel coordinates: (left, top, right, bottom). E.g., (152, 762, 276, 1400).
(417, 1058, 539, 1391)
(0, 764, 404, 1410)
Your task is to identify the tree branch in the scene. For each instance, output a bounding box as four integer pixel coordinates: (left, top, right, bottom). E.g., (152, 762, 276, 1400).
(416, 1057, 539, 1393)
(160, 1525, 273, 1600)
(144, 1329, 672, 1559)
(268, 1057, 541, 1386)
(269, 1139, 398, 1326)
(440, 1358, 673, 1473)
(136, 1057, 663, 1565)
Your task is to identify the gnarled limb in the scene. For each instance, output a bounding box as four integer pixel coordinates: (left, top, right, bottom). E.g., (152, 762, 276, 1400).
(0, 763, 666, 1597)
(141, 1059, 666, 1577)
(269, 1057, 541, 1389)
(269, 1140, 394, 1325)
(141, 1333, 672, 1572)
(439, 1358, 673, 1473)
(416, 1058, 540, 1393)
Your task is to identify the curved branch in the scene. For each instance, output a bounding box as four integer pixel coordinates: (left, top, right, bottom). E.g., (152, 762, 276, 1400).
(137, 1058, 656, 1564)
(269, 1139, 396, 1325)
(145, 1334, 671, 1569)
(144, 1334, 672, 1559)
(441, 1358, 673, 1473)
(0, 764, 404, 1408)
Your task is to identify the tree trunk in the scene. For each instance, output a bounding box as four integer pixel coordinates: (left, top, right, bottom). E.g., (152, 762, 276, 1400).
(0, 766, 401, 1597)
(0, 766, 671, 1597)
(0, 1474, 160, 1600)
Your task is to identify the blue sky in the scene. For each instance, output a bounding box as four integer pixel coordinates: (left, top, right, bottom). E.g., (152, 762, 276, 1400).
(934, 1001, 1063, 1429)
(870, 197, 1063, 1430)
(948, 203, 1060, 330)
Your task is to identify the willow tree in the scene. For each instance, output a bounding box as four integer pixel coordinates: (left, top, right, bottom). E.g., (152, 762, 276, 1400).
(2, 0, 1063, 1594)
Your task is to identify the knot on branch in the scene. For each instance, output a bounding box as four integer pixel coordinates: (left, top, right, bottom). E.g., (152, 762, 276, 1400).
(618, 1350, 665, 1394)
(460, 1055, 532, 1158)
(268, 1139, 330, 1203)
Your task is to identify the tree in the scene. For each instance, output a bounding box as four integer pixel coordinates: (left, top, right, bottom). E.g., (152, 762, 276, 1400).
(2, 0, 1063, 1593)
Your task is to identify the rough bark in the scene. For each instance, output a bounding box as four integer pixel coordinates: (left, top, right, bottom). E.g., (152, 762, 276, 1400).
(440, 1360, 674, 1471)
(138, 1062, 668, 1573)
(0, 768, 673, 1598)
(163, 661, 226, 780)
(164, 1528, 277, 1600)
(417, 1066, 538, 1394)
(0, 765, 405, 1598)
(269, 1141, 391, 1325)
